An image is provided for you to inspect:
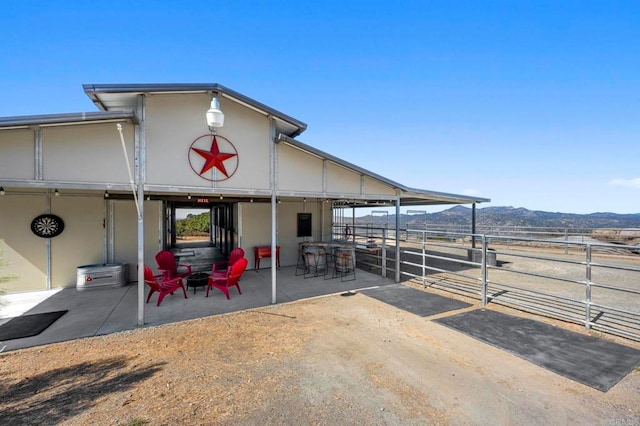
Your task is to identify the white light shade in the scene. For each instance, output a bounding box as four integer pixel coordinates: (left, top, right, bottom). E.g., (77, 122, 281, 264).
(206, 96, 225, 128)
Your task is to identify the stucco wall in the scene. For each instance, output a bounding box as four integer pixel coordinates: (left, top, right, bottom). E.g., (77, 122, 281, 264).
(326, 163, 361, 194)
(43, 123, 134, 184)
(363, 176, 397, 196)
(275, 144, 397, 198)
(238, 200, 329, 269)
(112, 200, 162, 280)
(0, 194, 48, 292)
(145, 94, 271, 191)
(277, 145, 323, 192)
(0, 193, 105, 292)
(0, 193, 165, 293)
(0, 129, 35, 180)
(50, 195, 105, 287)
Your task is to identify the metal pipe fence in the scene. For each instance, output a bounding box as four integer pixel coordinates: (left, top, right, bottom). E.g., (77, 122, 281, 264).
(333, 225, 640, 341)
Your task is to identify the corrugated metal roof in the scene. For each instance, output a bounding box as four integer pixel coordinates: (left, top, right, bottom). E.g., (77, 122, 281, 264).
(276, 133, 490, 206)
(0, 111, 138, 130)
(82, 83, 307, 137)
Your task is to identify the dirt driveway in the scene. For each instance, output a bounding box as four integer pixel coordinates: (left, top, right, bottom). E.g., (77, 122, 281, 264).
(1, 291, 639, 425)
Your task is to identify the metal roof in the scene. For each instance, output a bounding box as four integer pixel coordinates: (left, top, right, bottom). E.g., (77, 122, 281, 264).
(276, 133, 490, 207)
(0, 111, 138, 130)
(83, 83, 307, 138)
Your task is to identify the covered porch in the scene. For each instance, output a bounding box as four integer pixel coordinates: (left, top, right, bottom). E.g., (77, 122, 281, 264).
(0, 266, 394, 351)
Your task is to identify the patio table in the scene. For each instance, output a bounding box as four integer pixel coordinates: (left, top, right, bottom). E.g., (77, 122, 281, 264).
(186, 272, 209, 294)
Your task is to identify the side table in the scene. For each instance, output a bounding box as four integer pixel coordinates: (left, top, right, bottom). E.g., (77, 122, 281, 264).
(253, 245, 280, 270)
(186, 272, 209, 294)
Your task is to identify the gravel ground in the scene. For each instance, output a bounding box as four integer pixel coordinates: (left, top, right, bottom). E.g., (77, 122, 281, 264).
(1, 290, 639, 425)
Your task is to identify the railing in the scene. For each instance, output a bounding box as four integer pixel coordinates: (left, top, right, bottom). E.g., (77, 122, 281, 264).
(353, 222, 639, 246)
(333, 224, 640, 341)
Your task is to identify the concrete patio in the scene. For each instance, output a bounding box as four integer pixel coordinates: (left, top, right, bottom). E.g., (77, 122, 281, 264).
(0, 266, 394, 352)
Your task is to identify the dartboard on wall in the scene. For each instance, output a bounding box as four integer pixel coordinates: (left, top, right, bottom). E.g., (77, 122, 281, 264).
(31, 214, 65, 238)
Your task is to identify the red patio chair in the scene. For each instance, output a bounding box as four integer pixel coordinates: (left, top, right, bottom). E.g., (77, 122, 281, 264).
(211, 247, 245, 279)
(206, 257, 248, 299)
(155, 250, 192, 281)
(143, 265, 188, 306)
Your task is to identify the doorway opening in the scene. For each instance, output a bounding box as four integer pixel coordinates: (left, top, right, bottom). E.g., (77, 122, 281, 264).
(165, 201, 234, 257)
(175, 207, 211, 247)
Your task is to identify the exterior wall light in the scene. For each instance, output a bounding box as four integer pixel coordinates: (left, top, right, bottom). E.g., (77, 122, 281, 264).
(206, 96, 225, 130)
(0, 187, 5, 196)
(187, 193, 192, 200)
(54, 189, 60, 197)
(104, 191, 110, 198)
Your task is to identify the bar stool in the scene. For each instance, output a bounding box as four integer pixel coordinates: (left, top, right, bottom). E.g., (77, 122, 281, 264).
(332, 248, 356, 281)
(304, 246, 327, 278)
(295, 244, 307, 276)
(323, 246, 337, 280)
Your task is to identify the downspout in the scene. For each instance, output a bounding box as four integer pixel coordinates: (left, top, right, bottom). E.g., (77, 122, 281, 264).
(270, 118, 277, 304)
(136, 94, 146, 326)
(395, 193, 401, 283)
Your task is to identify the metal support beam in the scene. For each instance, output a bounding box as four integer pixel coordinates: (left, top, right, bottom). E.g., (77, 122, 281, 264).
(395, 195, 401, 283)
(34, 127, 43, 180)
(471, 202, 477, 249)
(45, 192, 51, 289)
(136, 94, 146, 326)
(351, 206, 355, 242)
(270, 117, 277, 304)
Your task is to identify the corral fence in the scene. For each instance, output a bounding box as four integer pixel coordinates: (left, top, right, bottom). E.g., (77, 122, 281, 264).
(335, 224, 640, 341)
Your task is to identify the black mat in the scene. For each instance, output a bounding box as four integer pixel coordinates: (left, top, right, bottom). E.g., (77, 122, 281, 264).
(434, 309, 640, 392)
(0, 310, 68, 341)
(361, 284, 472, 316)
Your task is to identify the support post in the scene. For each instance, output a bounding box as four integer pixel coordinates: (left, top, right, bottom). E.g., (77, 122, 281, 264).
(422, 231, 426, 288)
(381, 228, 387, 278)
(585, 244, 592, 330)
(395, 196, 401, 283)
(471, 202, 477, 249)
(270, 118, 277, 304)
(352, 206, 355, 242)
(136, 94, 146, 327)
(481, 235, 488, 307)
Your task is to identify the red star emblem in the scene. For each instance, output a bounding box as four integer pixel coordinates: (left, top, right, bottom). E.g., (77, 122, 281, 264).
(191, 135, 237, 178)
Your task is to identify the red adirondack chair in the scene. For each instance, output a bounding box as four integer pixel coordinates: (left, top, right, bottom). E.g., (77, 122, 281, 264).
(155, 250, 192, 281)
(206, 257, 248, 299)
(211, 247, 245, 279)
(143, 265, 188, 306)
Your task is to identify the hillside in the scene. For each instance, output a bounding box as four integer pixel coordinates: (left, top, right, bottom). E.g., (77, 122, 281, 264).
(355, 206, 640, 231)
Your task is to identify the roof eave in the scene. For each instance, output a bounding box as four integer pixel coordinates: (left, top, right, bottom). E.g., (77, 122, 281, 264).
(276, 133, 490, 206)
(0, 111, 139, 130)
(82, 83, 308, 136)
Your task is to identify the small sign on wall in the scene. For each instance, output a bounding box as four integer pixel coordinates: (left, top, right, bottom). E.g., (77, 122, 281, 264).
(297, 213, 312, 237)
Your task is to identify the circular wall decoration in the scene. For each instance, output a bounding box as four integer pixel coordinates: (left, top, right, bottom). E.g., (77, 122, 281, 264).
(31, 214, 65, 238)
(188, 133, 239, 182)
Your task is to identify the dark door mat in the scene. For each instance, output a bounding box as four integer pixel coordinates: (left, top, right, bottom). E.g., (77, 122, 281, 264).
(0, 310, 68, 341)
(434, 309, 640, 392)
(361, 284, 472, 317)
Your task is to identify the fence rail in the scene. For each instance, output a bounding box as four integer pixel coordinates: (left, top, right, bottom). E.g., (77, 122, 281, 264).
(334, 224, 640, 341)
(348, 223, 640, 246)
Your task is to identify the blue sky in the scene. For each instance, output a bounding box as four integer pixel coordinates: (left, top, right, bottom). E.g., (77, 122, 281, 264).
(1, 1, 638, 214)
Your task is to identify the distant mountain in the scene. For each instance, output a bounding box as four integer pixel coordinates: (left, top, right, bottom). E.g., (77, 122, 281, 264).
(355, 206, 640, 231)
